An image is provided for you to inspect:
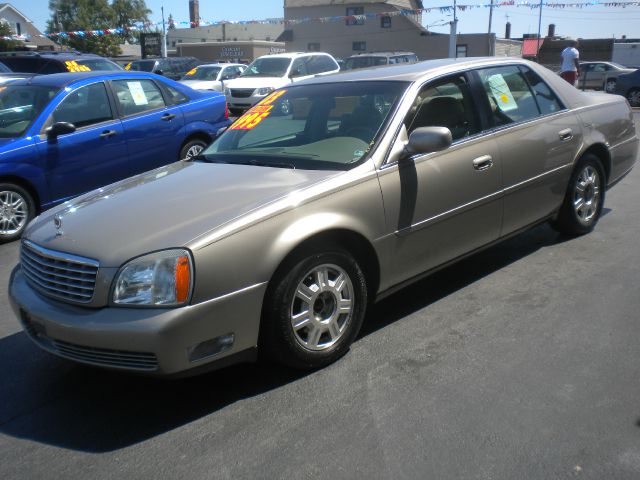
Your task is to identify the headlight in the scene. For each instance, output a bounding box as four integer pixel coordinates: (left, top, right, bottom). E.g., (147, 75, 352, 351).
(113, 249, 192, 306)
(256, 87, 274, 96)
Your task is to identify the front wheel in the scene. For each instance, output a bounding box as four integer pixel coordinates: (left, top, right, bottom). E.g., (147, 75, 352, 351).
(604, 78, 617, 93)
(550, 154, 605, 236)
(260, 250, 368, 370)
(0, 183, 35, 243)
(179, 138, 208, 160)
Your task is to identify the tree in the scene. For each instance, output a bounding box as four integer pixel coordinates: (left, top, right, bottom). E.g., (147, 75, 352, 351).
(168, 14, 176, 30)
(0, 21, 25, 51)
(47, 0, 151, 56)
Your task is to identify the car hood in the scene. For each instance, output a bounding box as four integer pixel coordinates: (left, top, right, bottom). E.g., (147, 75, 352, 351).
(225, 76, 290, 90)
(24, 161, 340, 267)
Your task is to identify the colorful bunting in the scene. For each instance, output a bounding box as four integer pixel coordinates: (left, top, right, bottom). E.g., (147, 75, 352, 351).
(45, 1, 640, 39)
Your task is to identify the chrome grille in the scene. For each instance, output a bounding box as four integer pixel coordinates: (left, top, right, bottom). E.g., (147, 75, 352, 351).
(230, 88, 254, 98)
(51, 339, 159, 371)
(20, 240, 99, 303)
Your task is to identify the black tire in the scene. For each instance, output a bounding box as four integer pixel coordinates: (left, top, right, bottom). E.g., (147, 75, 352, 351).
(260, 249, 368, 370)
(0, 183, 35, 244)
(179, 138, 208, 160)
(627, 88, 640, 108)
(550, 154, 605, 236)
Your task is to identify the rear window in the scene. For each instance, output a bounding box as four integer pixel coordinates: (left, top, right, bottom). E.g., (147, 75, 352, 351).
(344, 56, 388, 70)
(76, 59, 122, 71)
(0, 57, 64, 74)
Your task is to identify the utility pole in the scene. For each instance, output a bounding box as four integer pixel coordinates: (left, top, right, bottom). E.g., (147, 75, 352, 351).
(488, 0, 495, 56)
(161, 6, 167, 58)
(448, 0, 458, 58)
(536, 0, 544, 61)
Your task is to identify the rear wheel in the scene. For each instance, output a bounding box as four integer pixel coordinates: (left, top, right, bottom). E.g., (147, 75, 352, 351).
(627, 88, 640, 108)
(0, 183, 35, 243)
(550, 154, 605, 235)
(179, 138, 208, 160)
(260, 249, 367, 370)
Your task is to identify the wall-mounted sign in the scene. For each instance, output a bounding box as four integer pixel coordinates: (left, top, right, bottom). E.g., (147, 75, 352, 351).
(140, 33, 162, 58)
(221, 47, 245, 57)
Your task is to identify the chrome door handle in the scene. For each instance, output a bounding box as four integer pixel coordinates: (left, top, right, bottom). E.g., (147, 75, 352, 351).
(161, 113, 176, 121)
(558, 128, 573, 141)
(472, 155, 493, 171)
(99, 130, 117, 138)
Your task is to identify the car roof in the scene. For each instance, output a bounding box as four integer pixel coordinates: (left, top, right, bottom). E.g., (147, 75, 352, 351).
(0, 51, 105, 60)
(348, 52, 416, 58)
(256, 52, 331, 60)
(298, 56, 542, 84)
(3, 71, 163, 88)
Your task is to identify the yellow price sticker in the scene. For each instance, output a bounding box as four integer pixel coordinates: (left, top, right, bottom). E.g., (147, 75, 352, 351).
(124, 63, 131, 71)
(186, 68, 197, 76)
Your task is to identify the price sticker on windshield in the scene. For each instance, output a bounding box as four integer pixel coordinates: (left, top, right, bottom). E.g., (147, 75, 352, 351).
(229, 90, 288, 130)
(65, 60, 91, 72)
(124, 63, 132, 71)
(186, 67, 197, 76)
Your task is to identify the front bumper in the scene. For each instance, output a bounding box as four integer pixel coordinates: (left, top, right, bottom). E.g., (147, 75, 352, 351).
(226, 93, 269, 112)
(9, 266, 267, 376)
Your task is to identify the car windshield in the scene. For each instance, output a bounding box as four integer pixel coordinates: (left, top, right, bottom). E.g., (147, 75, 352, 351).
(240, 57, 291, 78)
(182, 66, 221, 81)
(126, 60, 156, 72)
(202, 81, 408, 170)
(344, 57, 388, 70)
(0, 85, 59, 138)
(76, 59, 122, 71)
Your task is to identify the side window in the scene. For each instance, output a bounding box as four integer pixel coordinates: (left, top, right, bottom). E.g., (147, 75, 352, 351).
(290, 57, 309, 77)
(165, 85, 189, 105)
(404, 75, 480, 142)
(477, 65, 541, 126)
(113, 79, 166, 116)
(519, 66, 564, 116)
(307, 55, 337, 74)
(52, 82, 113, 128)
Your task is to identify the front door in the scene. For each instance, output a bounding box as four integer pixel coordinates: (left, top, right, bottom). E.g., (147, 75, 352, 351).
(377, 74, 503, 285)
(35, 81, 128, 204)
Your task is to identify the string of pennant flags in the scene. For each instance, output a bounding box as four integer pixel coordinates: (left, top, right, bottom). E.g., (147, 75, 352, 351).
(45, 1, 640, 39)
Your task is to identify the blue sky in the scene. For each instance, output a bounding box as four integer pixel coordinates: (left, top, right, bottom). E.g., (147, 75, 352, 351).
(26, 0, 640, 41)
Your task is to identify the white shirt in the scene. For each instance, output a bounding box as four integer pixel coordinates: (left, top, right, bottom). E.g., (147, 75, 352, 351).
(561, 47, 579, 72)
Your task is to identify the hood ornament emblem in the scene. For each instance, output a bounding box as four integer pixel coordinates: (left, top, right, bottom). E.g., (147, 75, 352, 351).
(53, 214, 63, 236)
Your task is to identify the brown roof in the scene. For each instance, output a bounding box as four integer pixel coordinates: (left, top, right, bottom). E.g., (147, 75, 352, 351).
(284, 0, 423, 9)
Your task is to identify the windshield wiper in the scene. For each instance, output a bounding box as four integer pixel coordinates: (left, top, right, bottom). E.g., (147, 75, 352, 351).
(187, 155, 229, 164)
(230, 159, 296, 169)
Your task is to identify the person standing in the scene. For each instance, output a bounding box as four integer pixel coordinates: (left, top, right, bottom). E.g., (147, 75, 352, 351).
(560, 39, 580, 86)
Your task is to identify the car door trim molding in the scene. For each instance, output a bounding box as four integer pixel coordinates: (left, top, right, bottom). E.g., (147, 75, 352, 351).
(502, 163, 573, 195)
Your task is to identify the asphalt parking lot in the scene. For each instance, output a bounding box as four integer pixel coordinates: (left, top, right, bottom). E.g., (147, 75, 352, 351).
(0, 111, 639, 479)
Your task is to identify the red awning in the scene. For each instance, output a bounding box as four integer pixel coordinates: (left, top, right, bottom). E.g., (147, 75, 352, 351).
(522, 38, 543, 56)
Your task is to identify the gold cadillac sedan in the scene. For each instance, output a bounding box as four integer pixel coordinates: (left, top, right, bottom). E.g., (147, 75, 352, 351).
(9, 58, 638, 376)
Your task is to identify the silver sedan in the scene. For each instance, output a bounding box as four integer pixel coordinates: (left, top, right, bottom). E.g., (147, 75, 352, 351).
(9, 57, 638, 376)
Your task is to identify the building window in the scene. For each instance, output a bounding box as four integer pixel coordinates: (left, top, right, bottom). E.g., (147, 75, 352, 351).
(456, 45, 468, 58)
(346, 7, 364, 26)
(308, 42, 320, 51)
(353, 41, 366, 51)
(171, 41, 176, 47)
(381, 16, 391, 28)
(15, 22, 21, 35)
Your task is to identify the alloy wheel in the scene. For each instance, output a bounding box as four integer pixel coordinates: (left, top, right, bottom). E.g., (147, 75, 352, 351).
(290, 263, 354, 351)
(0, 190, 27, 236)
(185, 144, 204, 159)
(573, 165, 601, 224)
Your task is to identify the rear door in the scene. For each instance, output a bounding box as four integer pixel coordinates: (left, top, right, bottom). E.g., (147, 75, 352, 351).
(472, 64, 579, 235)
(111, 78, 185, 175)
(34, 81, 128, 203)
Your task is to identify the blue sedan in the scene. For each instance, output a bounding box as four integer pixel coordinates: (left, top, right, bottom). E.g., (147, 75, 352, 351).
(0, 71, 230, 242)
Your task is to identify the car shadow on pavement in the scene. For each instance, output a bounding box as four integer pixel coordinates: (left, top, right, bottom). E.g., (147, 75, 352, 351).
(0, 222, 575, 453)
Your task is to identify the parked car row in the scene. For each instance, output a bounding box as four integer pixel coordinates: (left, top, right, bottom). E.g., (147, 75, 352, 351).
(0, 71, 229, 242)
(7, 57, 638, 378)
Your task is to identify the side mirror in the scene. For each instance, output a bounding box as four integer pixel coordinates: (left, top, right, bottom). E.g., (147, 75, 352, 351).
(404, 126, 452, 156)
(46, 122, 76, 143)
